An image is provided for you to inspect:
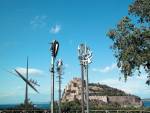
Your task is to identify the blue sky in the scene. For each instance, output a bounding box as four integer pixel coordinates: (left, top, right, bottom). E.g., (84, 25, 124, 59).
(0, 0, 150, 104)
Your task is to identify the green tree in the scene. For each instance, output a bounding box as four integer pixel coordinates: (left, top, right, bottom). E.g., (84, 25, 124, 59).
(107, 0, 150, 83)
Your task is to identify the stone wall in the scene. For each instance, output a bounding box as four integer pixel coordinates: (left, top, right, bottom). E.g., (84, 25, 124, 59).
(89, 96, 108, 103)
(108, 96, 143, 107)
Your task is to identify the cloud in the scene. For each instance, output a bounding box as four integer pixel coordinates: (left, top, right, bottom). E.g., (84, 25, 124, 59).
(100, 78, 134, 94)
(92, 63, 117, 73)
(94, 74, 150, 98)
(30, 15, 47, 29)
(15, 67, 43, 76)
(136, 74, 148, 80)
(50, 24, 61, 34)
(0, 86, 24, 99)
(0, 92, 16, 98)
(64, 64, 69, 68)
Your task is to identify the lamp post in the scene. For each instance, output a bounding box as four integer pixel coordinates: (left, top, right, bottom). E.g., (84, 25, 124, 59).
(50, 40, 59, 113)
(78, 44, 92, 113)
(56, 59, 63, 113)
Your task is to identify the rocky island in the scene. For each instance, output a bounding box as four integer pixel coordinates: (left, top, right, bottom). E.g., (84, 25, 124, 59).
(62, 78, 143, 108)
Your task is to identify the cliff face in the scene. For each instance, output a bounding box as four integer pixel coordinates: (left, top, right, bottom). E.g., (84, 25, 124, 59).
(62, 78, 143, 107)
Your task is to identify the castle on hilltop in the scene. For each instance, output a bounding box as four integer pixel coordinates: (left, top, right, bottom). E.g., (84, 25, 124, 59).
(62, 78, 143, 107)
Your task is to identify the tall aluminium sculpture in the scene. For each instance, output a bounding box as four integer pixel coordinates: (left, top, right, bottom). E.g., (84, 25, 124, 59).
(56, 59, 63, 113)
(50, 40, 59, 113)
(78, 44, 92, 113)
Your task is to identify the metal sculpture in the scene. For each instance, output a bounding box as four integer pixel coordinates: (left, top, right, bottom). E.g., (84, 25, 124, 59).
(8, 57, 39, 110)
(78, 44, 92, 113)
(50, 40, 59, 113)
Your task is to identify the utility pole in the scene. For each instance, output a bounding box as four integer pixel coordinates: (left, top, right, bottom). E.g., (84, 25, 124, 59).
(50, 40, 59, 113)
(56, 59, 63, 113)
(78, 44, 92, 113)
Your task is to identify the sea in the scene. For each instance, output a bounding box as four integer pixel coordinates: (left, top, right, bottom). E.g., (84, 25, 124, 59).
(0, 101, 150, 109)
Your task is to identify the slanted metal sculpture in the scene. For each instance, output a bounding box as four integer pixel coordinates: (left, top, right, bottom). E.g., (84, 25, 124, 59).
(8, 57, 39, 110)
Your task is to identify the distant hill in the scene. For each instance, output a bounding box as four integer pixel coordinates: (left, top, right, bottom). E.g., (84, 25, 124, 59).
(89, 83, 128, 96)
(62, 78, 143, 107)
(142, 98, 150, 101)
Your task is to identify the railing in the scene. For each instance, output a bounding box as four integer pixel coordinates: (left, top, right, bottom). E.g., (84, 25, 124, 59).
(0, 110, 150, 113)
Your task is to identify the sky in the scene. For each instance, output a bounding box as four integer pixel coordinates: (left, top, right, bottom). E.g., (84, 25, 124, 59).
(0, 0, 150, 104)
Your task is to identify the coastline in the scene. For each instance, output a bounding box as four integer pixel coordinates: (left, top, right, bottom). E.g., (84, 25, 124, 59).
(0, 101, 150, 109)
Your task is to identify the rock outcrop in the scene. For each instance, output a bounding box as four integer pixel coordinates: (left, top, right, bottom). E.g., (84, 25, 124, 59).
(62, 78, 143, 107)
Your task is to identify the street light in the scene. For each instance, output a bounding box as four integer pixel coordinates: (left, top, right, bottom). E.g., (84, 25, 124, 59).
(50, 40, 59, 113)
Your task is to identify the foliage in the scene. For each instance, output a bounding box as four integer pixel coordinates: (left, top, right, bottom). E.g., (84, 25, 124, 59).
(61, 99, 81, 111)
(107, 0, 150, 82)
(61, 100, 145, 111)
(15, 102, 37, 110)
(89, 83, 130, 96)
(128, 0, 150, 23)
